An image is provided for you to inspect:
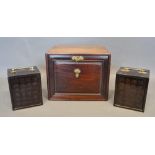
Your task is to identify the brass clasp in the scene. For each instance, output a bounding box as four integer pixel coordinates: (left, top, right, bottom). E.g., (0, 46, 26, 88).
(72, 56, 84, 62)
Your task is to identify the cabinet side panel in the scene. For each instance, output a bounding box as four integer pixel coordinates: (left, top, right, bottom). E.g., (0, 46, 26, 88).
(45, 54, 50, 99)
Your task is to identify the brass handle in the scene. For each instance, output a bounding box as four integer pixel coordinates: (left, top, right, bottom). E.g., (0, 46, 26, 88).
(74, 68, 81, 78)
(121, 67, 147, 74)
(120, 67, 130, 72)
(11, 66, 35, 73)
(72, 56, 84, 62)
(138, 69, 147, 74)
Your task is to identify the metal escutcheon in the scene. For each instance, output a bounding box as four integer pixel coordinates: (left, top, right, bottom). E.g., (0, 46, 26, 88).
(74, 68, 81, 78)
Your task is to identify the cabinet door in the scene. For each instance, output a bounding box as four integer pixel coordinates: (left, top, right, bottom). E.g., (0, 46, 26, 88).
(54, 61, 102, 93)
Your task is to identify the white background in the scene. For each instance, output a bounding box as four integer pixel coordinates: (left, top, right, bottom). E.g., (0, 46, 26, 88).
(0, 0, 155, 155)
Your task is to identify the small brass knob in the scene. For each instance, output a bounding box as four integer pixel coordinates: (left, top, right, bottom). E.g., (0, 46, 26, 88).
(74, 68, 81, 78)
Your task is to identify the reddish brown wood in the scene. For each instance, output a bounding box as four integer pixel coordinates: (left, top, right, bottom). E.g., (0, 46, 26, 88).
(47, 45, 110, 55)
(46, 46, 111, 101)
(55, 61, 102, 93)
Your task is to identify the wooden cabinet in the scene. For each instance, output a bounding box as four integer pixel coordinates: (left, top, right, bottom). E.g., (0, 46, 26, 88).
(46, 46, 111, 101)
(8, 66, 43, 110)
(114, 67, 150, 112)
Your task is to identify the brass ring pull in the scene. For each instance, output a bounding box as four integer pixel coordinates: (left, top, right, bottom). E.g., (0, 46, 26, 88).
(74, 68, 81, 78)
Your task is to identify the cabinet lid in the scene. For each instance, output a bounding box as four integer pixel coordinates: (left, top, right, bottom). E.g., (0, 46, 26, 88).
(47, 45, 111, 55)
(7, 66, 40, 77)
(117, 67, 150, 78)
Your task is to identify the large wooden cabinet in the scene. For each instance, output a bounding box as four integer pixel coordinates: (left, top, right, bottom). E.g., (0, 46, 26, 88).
(46, 46, 111, 101)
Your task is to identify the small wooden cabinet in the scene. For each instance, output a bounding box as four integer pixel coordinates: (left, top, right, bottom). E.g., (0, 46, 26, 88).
(114, 67, 150, 112)
(46, 46, 111, 101)
(8, 66, 43, 110)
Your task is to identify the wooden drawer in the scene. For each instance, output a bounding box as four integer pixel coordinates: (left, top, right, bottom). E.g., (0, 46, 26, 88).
(46, 46, 111, 101)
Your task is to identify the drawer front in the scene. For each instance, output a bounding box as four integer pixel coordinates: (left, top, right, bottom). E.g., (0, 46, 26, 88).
(46, 55, 111, 100)
(54, 61, 102, 93)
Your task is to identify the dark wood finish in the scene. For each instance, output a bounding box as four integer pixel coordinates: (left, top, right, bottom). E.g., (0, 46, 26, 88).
(8, 66, 43, 110)
(46, 46, 111, 101)
(114, 67, 150, 112)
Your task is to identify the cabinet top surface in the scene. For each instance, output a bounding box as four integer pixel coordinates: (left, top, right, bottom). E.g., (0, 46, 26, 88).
(47, 45, 111, 55)
(8, 66, 40, 77)
(117, 67, 150, 78)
